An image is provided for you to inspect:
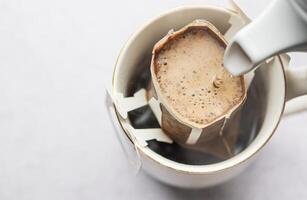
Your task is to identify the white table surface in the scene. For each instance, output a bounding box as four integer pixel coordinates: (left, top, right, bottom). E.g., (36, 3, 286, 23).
(0, 0, 307, 199)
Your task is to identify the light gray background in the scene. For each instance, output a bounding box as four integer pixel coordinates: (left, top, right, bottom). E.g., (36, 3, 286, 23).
(0, 0, 306, 199)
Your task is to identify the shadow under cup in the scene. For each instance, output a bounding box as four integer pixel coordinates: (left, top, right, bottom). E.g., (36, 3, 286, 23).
(112, 6, 286, 187)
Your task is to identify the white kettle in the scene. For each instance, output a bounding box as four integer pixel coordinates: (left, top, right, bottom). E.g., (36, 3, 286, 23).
(224, 0, 307, 75)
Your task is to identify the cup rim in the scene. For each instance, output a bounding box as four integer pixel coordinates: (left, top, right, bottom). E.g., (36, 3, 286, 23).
(112, 5, 287, 174)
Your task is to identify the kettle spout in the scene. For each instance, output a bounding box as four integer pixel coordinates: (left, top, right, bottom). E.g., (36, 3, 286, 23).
(224, 0, 307, 76)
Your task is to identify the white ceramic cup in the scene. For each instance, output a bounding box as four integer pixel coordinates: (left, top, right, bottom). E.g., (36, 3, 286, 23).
(107, 5, 307, 188)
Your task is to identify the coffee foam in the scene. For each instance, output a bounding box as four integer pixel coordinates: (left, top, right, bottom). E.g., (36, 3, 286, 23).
(154, 28, 245, 126)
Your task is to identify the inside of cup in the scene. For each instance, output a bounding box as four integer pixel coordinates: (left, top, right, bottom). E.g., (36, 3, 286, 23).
(113, 6, 285, 167)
